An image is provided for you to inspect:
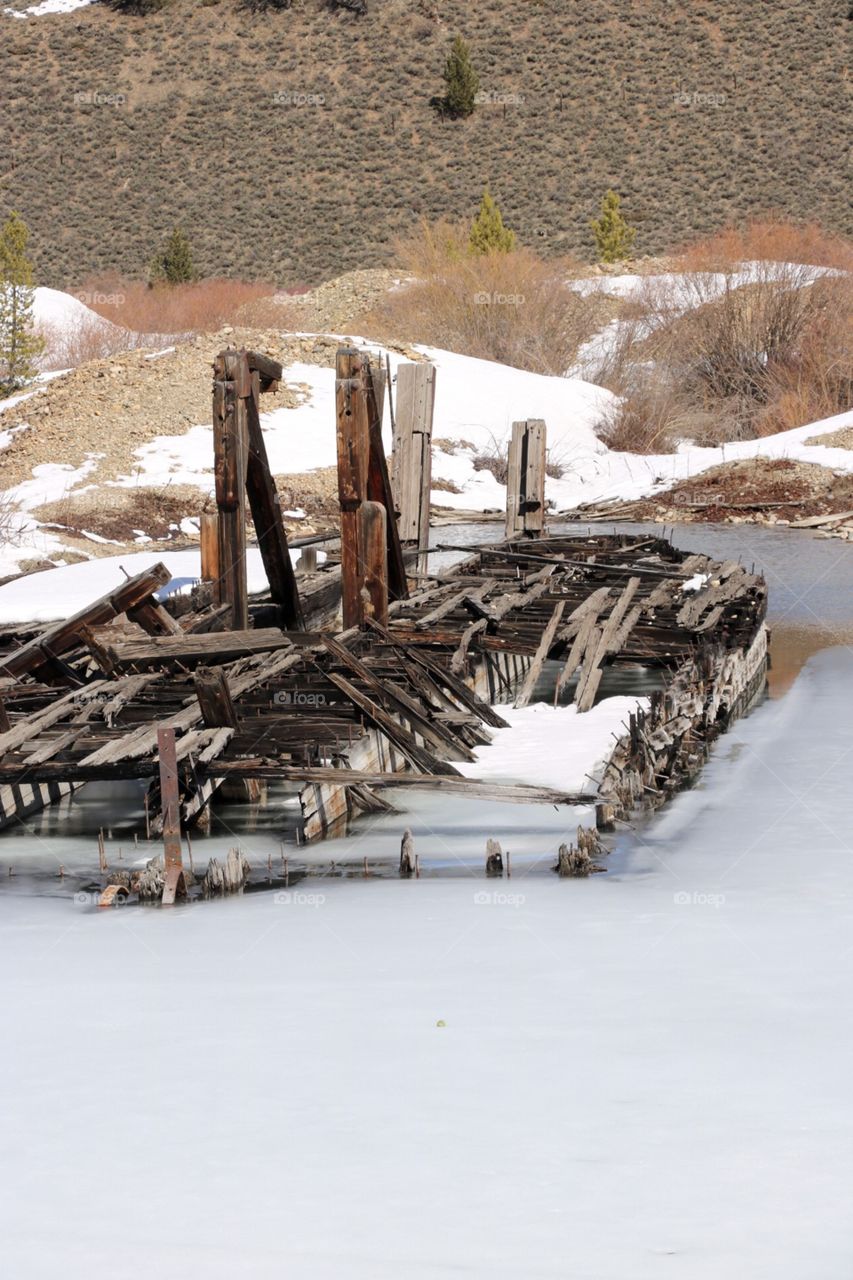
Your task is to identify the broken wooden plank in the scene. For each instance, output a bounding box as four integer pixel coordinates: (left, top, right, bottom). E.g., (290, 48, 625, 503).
(515, 600, 565, 708)
(0, 564, 172, 679)
(323, 669, 461, 777)
(194, 667, 238, 729)
(94, 628, 291, 669)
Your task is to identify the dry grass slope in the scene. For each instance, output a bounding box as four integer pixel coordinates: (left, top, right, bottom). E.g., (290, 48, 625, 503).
(1, 0, 850, 288)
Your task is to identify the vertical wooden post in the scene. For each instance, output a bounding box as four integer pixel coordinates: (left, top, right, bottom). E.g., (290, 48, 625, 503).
(244, 367, 303, 627)
(199, 513, 220, 592)
(393, 363, 435, 579)
(297, 546, 318, 575)
(213, 352, 249, 630)
(505, 418, 546, 539)
(158, 726, 186, 906)
(335, 348, 371, 629)
(359, 501, 389, 626)
(363, 353, 407, 602)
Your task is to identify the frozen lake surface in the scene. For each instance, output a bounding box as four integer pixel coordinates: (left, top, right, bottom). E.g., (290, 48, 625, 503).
(2, 525, 853, 1278)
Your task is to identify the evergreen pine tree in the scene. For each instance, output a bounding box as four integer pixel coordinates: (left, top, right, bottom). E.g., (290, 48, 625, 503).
(590, 190, 637, 263)
(469, 186, 516, 254)
(150, 227, 196, 285)
(0, 212, 44, 395)
(441, 36, 480, 119)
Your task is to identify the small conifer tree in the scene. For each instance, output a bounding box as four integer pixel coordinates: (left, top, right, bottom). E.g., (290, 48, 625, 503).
(469, 186, 516, 254)
(442, 36, 480, 119)
(590, 190, 637, 263)
(150, 227, 196, 285)
(0, 212, 44, 395)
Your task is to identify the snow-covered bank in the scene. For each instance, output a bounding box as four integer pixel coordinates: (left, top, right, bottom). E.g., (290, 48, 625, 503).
(458, 697, 647, 793)
(121, 341, 853, 515)
(3, 646, 852, 1279)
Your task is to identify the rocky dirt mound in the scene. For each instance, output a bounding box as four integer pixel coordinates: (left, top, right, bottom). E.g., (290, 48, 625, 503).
(605, 457, 853, 527)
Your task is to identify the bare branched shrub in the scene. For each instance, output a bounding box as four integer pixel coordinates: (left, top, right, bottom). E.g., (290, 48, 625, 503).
(593, 221, 853, 446)
(675, 218, 853, 274)
(595, 378, 705, 454)
(471, 433, 509, 483)
(363, 220, 600, 374)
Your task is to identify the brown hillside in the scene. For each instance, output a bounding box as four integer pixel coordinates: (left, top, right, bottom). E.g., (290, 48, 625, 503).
(1, 0, 850, 288)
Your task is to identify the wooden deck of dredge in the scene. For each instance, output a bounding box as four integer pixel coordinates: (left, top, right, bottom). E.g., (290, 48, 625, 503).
(0, 344, 768, 896)
(0, 532, 767, 869)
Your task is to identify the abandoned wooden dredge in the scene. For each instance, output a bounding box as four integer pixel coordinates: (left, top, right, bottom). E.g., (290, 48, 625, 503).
(0, 347, 768, 900)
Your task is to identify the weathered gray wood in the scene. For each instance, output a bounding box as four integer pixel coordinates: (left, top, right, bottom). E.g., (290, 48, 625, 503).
(363, 354, 407, 603)
(336, 347, 371, 629)
(505, 419, 546, 538)
(158, 726, 186, 905)
(0, 563, 172, 679)
(575, 577, 641, 711)
(393, 362, 435, 578)
(97, 628, 290, 669)
(194, 667, 238, 729)
(323, 669, 460, 776)
(515, 600, 565, 708)
(359, 501, 389, 627)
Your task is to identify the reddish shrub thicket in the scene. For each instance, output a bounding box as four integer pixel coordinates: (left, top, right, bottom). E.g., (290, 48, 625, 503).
(73, 276, 276, 336)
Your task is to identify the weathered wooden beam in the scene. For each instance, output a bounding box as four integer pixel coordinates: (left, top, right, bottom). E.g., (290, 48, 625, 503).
(194, 667, 238, 729)
(244, 349, 284, 389)
(335, 347, 371, 629)
(506, 419, 546, 538)
(93, 627, 291, 669)
(199, 512, 220, 591)
(514, 600, 566, 708)
(0, 563, 172, 679)
(213, 351, 250, 631)
(393, 362, 435, 581)
(363, 353, 408, 604)
(245, 370, 303, 627)
(359, 500, 389, 626)
(323, 669, 460, 777)
(157, 726, 186, 905)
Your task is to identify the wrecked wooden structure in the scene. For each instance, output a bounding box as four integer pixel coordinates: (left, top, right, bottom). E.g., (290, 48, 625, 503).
(0, 346, 769, 897)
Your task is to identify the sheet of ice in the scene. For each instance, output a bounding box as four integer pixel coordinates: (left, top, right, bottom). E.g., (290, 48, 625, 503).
(458, 697, 647, 792)
(2, 647, 852, 1278)
(0, 548, 271, 624)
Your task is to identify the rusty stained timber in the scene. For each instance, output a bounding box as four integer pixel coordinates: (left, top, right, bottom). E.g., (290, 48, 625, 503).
(212, 348, 302, 631)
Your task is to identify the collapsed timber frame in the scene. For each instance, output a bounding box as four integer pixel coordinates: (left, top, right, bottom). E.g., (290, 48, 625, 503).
(0, 345, 769, 894)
